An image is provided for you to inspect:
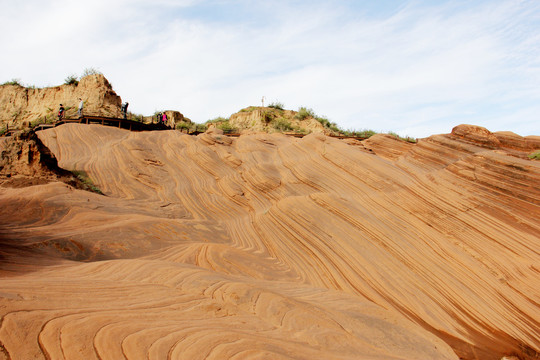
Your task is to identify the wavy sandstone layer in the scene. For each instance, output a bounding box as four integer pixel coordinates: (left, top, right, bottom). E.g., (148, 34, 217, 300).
(0, 124, 538, 359)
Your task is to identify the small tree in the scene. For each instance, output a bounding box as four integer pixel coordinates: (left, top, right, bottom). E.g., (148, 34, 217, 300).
(64, 74, 79, 85)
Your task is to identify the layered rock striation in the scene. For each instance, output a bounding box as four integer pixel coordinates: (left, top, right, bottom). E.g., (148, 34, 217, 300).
(0, 123, 538, 359)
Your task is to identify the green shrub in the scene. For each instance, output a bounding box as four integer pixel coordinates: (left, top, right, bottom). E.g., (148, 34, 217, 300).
(71, 170, 103, 194)
(271, 117, 293, 131)
(329, 124, 340, 133)
(176, 121, 191, 131)
(262, 110, 273, 123)
(195, 123, 208, 132)
(268, 101, 285, 110)
(64, 74, 79, 86)
(217, 121, 237, 132)
(2, 79, 22, 86)
(295, 107, 315, 120)
(387, 131, 417, 143)
(239, 106, 258, 113)
(204, 117, 236, 132)
(130, 113, 144, 122)
(341, 129, 377, 138)
(315, 116, 330, 127)
(528, 150, 540, 160)
(206, 116, 229, 124)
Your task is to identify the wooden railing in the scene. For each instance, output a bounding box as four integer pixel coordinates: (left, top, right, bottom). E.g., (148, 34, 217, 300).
(31, 117, 369, 141)
(34, 116, 173, 132)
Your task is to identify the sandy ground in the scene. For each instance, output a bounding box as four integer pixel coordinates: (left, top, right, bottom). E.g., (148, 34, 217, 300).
(0, 124, 538, 360)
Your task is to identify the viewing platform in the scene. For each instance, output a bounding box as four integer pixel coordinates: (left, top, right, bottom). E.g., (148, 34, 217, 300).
(34, 116, 173, 132)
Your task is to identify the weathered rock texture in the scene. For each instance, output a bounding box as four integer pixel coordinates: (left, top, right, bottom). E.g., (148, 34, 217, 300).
(0, 130, 99, 192)
(229, 107, 328, 134)
(0, 74, 122, 128)
(0, 123, 539, 360)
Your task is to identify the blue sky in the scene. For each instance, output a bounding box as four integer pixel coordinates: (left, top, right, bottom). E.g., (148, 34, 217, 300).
(1, 0, 539, 138)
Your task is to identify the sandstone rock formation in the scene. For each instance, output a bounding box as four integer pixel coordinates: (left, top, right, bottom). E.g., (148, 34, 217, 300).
(0, 123, 538, 360)
(0, 74, 122, 128)
(0, 130, 100, 192)
(229, 107, 328, 134)
(451, 124, 540, 153)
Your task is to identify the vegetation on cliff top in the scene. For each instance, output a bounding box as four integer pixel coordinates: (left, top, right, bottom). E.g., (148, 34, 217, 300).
(1, 72, 417, 142)
(199, 105, 417, 142)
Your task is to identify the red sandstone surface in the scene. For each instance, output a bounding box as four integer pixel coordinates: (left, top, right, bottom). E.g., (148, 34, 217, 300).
(0, 123, 538, 360)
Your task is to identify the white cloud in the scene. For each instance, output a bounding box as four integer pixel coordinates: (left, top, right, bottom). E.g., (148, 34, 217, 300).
(1, 0, 539, 137)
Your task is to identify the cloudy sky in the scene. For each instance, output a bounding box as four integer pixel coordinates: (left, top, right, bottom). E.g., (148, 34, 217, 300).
(1, 0, 539, 137)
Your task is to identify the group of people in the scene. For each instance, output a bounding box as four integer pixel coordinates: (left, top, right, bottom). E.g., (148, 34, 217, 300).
(57, 98, 84, 121)
(57, 100, 169, 127)
(156, 112, 168, 125)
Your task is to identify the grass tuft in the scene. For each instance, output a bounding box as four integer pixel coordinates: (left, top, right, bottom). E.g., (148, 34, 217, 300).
(387, 131, 417, 143)
(271, 117, 293, 132)
(2, 79, 22, 86)
(268, 101, 285, 110)
(294, 107, 315, 120)
(528, 150, 540, 160)
(71, 170, 103, 195)
(239, 106, 259, 113)
(81, 68, 102, 78)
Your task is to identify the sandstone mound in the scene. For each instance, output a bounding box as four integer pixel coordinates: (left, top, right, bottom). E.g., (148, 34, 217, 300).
(0, 123, 539, 360)
(451, 124, 540, 153)
(0, 74, 122, 128)
(228, 106, 329, 134)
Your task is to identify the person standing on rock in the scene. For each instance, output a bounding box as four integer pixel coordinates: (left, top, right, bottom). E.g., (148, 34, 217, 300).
(58, 104, 65, 121)
(162, 112, 168, 126)
(77, 98, 84, 117)
(121, 102, 129, 119)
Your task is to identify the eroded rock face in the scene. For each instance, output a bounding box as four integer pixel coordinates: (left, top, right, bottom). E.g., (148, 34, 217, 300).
(0, 130, 94, 191)
(0, 74, 122, 128)
(229, 107, 328, 134)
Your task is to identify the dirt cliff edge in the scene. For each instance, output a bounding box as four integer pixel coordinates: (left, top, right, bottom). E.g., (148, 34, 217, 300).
(0, 74, 122, 128)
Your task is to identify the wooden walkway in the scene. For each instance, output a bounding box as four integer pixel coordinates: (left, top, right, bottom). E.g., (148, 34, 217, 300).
(34, 116, 172, 132)
(31, 117, 368, 141)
